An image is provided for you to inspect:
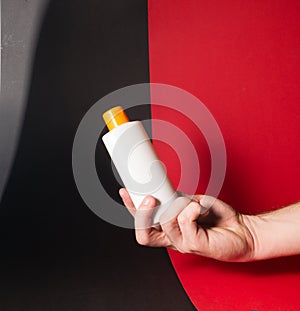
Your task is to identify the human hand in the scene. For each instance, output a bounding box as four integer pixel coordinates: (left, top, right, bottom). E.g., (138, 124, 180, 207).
(119, 188, 255, 262)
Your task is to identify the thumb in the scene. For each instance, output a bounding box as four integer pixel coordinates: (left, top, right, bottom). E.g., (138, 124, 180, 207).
(135, 196, 157, 230)
(197, 195, 236, 226)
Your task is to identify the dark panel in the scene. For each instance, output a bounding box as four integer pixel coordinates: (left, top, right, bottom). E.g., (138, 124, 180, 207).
(0, 1, 195, 310)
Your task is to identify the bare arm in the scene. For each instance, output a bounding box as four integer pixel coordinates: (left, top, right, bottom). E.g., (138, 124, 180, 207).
(120, 188, 300, 262)
(245, 202, 300, 260)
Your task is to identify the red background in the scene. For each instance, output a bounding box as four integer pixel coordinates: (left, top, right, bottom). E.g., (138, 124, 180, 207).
(149, 1, 300, 310)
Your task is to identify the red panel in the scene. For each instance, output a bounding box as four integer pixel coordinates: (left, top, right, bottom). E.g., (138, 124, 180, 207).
(149, 1, 300, 310)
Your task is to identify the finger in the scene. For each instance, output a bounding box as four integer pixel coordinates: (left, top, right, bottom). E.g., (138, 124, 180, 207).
(159, 196, 191, 225)
(199, 196, 237, 226)
(135, 196, 163, 246)
(119, 188, 136, 216)
(177, 201, 202, 248)
(199, 195, 217, 211)
(177, 193, 209, 216)
(160, 200, 188, 249)
(191, 194, 211, 215)
(176, 191, 194, 200)
(161, 220, 182, 249)
(134, 196, 156, 230)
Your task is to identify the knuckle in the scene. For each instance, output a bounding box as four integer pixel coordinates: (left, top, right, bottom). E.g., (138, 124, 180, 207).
(174, 241, 188, 254)
(177, 213, 187, 225)
(187, 244, 196, 253)
(161, 221, 173, 231)
(180, 236, 199, 253)
(187, 240, 200, 252)
(189, 201, 200, 211)
(136, 234, 150, 246)
(178, 246, 189, 254)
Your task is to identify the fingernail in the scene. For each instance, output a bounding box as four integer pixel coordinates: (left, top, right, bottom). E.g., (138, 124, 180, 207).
(200, 205, 210, 215)
(200, 196, 215, 209)
(143, 197, 151, 207)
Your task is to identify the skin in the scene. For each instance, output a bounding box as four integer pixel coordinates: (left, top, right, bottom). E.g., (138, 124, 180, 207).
(119, 188, 300, 262)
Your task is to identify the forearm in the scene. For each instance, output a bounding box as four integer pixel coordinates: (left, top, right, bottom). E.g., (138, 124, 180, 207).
(244, 202, 300, 261)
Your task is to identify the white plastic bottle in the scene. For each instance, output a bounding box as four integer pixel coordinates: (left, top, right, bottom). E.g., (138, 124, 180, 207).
(102, 106, 182, 225)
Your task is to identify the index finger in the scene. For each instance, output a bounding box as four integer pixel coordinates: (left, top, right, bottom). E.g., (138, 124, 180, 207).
(119, 188, 136, 216)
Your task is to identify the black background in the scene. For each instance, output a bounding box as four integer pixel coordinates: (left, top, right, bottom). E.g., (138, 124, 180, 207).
(0, 1, 195, 310)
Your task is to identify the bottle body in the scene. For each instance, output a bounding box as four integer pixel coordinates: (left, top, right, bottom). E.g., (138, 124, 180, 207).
(102, 121, 178, 225)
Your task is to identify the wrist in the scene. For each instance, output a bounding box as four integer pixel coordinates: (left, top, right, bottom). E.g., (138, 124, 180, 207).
(242, 203, 300, 261)
(240, 214, 261, 261)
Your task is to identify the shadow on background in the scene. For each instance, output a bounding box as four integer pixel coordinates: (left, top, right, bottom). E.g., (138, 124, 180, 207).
(0, 0, 195, 310)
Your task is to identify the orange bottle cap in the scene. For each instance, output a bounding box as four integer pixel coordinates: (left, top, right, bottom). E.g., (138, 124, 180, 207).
(103, 106, 129, 131)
